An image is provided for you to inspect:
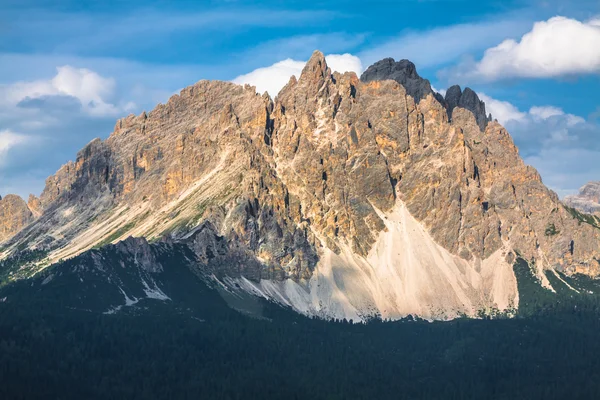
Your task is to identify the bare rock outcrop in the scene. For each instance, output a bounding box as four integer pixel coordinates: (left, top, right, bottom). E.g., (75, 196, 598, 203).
(564, 182, 600, 215)
(360, 57, 433, 103)
(0, 195, 33, 243)
(443, 85, 490, 131)
(1, 50, 599, 318)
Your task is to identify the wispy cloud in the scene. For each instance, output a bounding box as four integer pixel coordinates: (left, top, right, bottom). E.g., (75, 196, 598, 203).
(235, 33, 366, 68)
(359, 16, 532, 69)
(0, 130, 29, 160)
(2, 8, 340, 56)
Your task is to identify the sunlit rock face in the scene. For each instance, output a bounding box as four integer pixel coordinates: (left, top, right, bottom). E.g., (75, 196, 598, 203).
(2, 50, 600, 320)
(0, 195, 33, 243)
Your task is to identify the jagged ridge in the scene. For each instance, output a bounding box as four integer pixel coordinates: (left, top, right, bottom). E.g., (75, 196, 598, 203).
(1, 50, 600, 320)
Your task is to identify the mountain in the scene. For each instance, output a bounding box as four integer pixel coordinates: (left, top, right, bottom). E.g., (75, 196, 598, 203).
(1, 50, 600, 321)
(564, 182, 600, 215)
(0, 194, 35, 243)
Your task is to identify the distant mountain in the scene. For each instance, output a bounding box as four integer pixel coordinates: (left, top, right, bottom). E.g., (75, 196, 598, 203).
(1, 50, 600, 321)
(564, 182, 600, 215)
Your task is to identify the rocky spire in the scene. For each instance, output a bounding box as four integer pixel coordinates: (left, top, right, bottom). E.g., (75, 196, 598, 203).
(444, 85, 490, 131)
(0, 194, 33, 243)
(360, 58, 433, 102)
(360, 58, 491, 131)
(291, 50, 334, 100)
(300, 50, 329, 82)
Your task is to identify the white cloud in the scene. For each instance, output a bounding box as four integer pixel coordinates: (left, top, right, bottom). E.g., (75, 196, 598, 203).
(478, 93, 527, 124)
(324, 54, 363, 77)
(2, 66, 120, 117)
(480, 93, 586, 128)
(359, 17, 531, 69)
(466, 16, 600, 80)
(233, 53, 363, 97)
(529, 105, 564, 120)
(0, 63, 137, 198)
(233, 59, 305, 97)
(478, 93, 599, 197)
(529, 105, 585, 126)
(0, 130, 29, 162)
(51, 66, 117, 116)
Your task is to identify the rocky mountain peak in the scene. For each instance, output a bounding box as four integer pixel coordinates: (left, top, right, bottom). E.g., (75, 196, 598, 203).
(360, 59, 490, 131)
(302, 50, 329, 79)
(360, 57, 433, 102)
(0, 194, 33, 243)
(2, 50, 600, 321)
(290, 50, 335, 100)
(443, 84, 490, 131)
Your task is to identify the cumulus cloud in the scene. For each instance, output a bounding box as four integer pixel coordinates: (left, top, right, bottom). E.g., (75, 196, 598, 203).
(359, 17, 531, 69)
(529, 106, 585, 126)
(232, 53, 363, 97)
(0, 130, 28, 156)
(457, 17, 600, 81)
(480, 92, 588, 128)
(431, 86, 446, 97)
(0, 66, 136, 198)
(2, 66, 122, 117)
(480, 93, 600, 196)
(0, 130, 31, 168)
(323, 54, 363, 77)
(478, 93, 527, 124)
(233, 59, 305, 97)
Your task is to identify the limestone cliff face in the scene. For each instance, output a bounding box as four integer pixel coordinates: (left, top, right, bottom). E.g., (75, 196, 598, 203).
(0, 195, 33, 243)
(272, 52, 600, 276)
(1, 51, 600, 318)
(565, 182, 600, 215)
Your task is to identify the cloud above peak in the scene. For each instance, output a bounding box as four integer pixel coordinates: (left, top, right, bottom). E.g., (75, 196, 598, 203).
(478, 92, 599, 197)
(0, 64, 139, 197)
(232, 53, 362, 97)
(453, 16, 600, 81)
(232, 59, 305, 97)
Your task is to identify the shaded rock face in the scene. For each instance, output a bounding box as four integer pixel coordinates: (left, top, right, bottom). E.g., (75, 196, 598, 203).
(360, 58, 433, 103)
(0, 195, 33, 243)
(444, 85, 490, 131)
(360, 60, 490, 132)
(564, 182, 600, 215)
(1, 51, 600, 318)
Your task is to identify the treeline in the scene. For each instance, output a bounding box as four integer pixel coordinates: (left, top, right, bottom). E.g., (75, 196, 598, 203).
(1, 258, 600, 399)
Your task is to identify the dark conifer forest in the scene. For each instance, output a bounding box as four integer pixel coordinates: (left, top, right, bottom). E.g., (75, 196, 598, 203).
(1, 254, 600, 399)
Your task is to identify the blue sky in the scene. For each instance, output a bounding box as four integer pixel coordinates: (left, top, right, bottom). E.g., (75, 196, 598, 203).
(1, 0, 599, 199)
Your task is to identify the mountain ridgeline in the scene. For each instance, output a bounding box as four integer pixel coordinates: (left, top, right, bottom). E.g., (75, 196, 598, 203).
(1, 51, 600, 321)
